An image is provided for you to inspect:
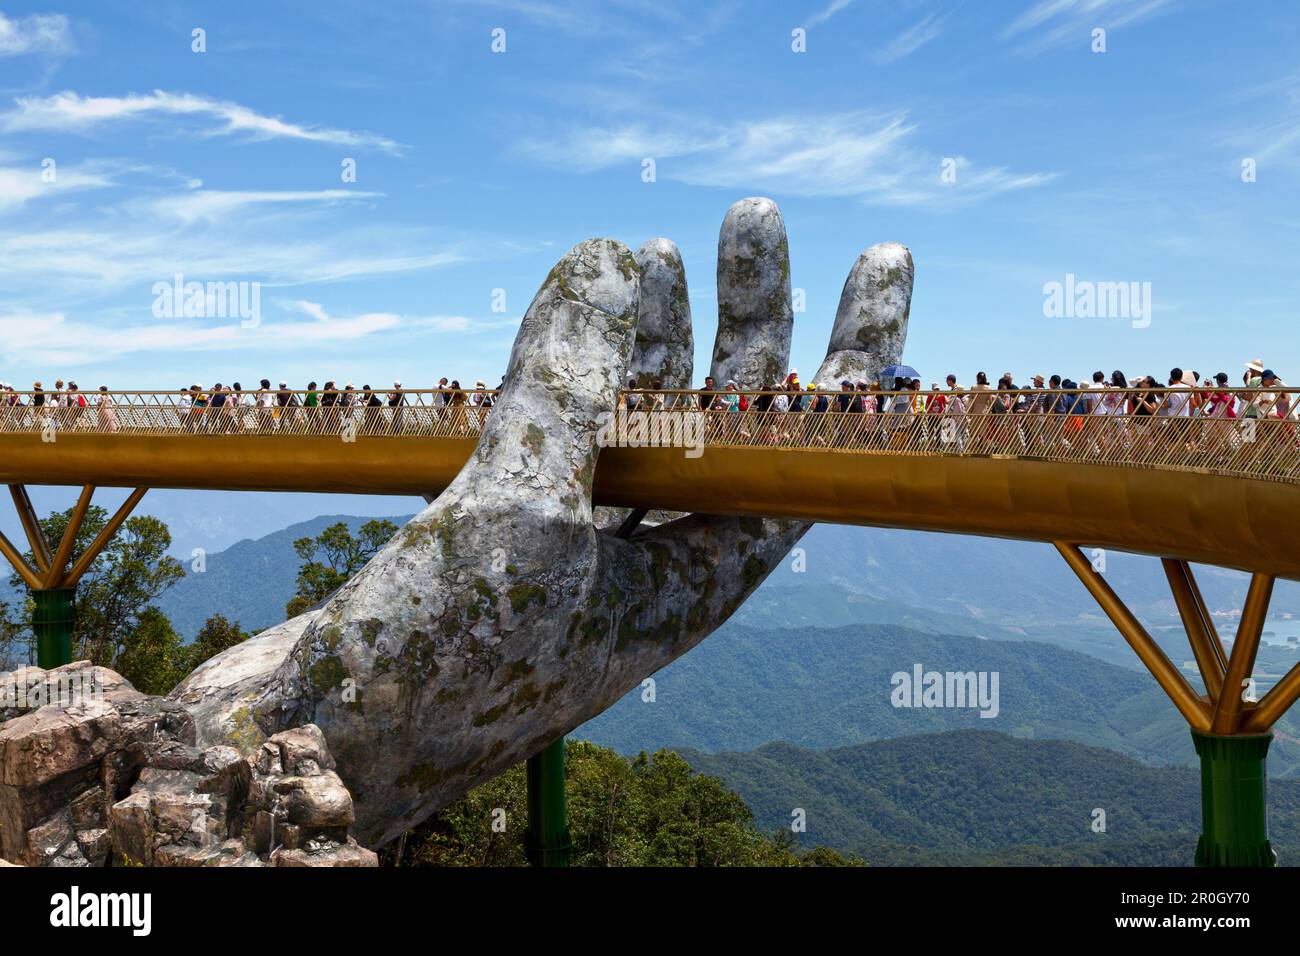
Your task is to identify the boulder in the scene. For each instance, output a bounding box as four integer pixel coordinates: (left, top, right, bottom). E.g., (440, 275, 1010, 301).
(272, 838, 378, 867)
(274, 772, 355, 828)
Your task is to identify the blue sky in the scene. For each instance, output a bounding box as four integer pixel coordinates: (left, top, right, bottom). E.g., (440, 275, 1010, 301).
(1, 0, 1299, 393)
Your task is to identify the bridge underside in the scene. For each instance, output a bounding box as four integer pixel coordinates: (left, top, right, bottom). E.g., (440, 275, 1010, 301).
(2, 434, 1297, 581)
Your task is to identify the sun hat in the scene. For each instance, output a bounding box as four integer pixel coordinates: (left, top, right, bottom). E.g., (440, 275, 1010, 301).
(1247, 358, 1265, 373)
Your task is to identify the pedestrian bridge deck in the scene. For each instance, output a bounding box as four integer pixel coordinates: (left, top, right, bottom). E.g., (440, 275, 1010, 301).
(0, 389, 1297, 580)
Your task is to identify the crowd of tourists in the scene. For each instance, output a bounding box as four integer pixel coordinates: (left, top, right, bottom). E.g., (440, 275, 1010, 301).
(0, 377, 501, 434)
(627, 358, 1297, 457)
(0, 359, 1294, 459)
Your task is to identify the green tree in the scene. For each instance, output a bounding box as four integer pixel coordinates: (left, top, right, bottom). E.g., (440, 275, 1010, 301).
(388, 740, 854, 867)
(115, 606, 188, 695)
(187, 613, 251, 671)
(5, 505, 184, 669)
(286, 519, 397, 617)
(0, 600, 30, 670)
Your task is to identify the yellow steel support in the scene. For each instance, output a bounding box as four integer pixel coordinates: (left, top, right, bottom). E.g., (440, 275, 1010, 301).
(1243, 659, 1300, 733)
(0, 527, 43, 592)
(1162, 558, 1226, 699)
(9, 484, 51, 574)
(1185, 563, 1229, 675)
(58, 487, 148, 588)
(1055, 542, 1212, 732)
(1210, 573, 1275, 735)
(46, 485, 95, 588)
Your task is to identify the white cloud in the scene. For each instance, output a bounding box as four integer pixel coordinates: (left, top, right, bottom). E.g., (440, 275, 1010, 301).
(0, 11, 72, 57)
(808, 0, 855, 27)
(0, 162, 113, 210)
(520, 122, 722, 172)
(522, 111, 1055, 205)
(287, 299, 472, 332)
(0, 301, 476, 367)
(0, 225, 467, 294)
(0, 90, 404, 154)
(1003, 0, 1173, 55)
(875, 11, 947, 64)
(146, 189, 383, 225)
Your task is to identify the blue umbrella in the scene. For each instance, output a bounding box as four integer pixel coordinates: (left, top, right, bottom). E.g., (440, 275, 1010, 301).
(879, 364, 920, 380)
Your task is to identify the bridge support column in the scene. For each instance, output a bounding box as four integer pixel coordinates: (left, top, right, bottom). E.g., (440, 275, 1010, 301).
(525, 737, 571, 867)
(1192, 730, 1276, 867)
(1, 485, 148, 668)
(33, 586, 77, 669)
(1057, 542, 1287, 867)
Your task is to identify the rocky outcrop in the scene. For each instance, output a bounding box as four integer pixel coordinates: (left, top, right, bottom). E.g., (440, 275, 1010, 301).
(0, 663, 374, 867)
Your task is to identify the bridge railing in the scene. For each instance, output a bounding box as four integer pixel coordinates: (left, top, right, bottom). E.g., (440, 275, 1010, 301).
(0, 389, 498, 438)
(0, 387, 1297, 482)
(612, 387, 1300, 483)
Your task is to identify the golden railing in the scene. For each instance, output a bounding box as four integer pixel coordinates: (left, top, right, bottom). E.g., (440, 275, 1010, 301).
(0, 387, 1297, 484)
(0, 390, 496, 438)
(609, 387, 1300, 485)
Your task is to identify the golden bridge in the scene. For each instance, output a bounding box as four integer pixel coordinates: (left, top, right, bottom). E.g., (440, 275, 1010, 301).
(2, 386, 1298, 866)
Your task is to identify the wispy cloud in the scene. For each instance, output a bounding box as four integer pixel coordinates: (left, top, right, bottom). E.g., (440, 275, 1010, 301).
(0, 11, 72, 57)
(0, 226, 466, 295)
(0, 90, 404, 154)
(875, 10, 949, 64)
(1003, 0, 1173, 55)
(146, 189, 383, 225)
(0, 300, 477, 367)
(521, 111, 1055, 205)
(0, 161, 114, 210)
(808, 0, 855, 27)
(285, 299, 472, 332)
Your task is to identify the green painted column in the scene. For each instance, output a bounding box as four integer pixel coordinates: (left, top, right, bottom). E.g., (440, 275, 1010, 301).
(525, 737, 571, 867)
(1191, 729, 1276, 867)
(33, 586, 76, 669)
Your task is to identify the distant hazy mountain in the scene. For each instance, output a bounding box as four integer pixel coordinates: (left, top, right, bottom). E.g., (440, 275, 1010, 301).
(578, 622, 1300, 778)
(96, 504, 1298, 639)
(0, 489, 422, 560)
(154, 513, 410, 638)
(678, 730, 1300, 865)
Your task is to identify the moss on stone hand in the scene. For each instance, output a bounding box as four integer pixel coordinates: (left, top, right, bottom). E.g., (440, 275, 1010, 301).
(508, 583, 547, 614)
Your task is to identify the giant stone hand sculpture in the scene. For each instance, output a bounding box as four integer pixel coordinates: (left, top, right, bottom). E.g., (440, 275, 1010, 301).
(168, 197, 914, 849)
